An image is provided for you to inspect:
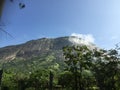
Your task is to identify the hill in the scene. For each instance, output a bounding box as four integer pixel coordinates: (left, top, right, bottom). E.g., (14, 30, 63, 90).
(0, 36, 73, 73)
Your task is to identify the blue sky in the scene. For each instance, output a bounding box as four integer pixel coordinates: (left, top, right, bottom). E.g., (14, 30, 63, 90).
(1, 0, 120, 49)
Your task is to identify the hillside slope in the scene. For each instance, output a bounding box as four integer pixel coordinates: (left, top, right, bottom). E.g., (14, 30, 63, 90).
(0, 36, 73, 72)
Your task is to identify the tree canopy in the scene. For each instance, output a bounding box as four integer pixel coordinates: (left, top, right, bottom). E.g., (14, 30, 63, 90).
(62, 45, 120, 90)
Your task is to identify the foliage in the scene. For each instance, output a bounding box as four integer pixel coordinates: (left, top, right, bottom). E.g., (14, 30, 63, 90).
(58, 71, 73, 89)
(0, 43, 120, 90)
(27, 69, 49, 90)
(2, 69, 50, 90)
(63, 45, 94, 90)
(62, 45, 120, 90)
(92, 47, 120, 90)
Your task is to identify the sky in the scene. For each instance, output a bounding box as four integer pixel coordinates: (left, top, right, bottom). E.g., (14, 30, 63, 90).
(0, 0, 120, 49)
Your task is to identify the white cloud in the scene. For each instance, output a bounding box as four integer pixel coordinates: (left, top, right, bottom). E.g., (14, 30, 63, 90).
(69, 33, 95, 44)
(69, 33, 96, 49)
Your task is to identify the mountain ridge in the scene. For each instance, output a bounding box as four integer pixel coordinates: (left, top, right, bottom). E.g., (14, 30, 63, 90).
(0, 36, 97, 73)
(0, 36, 71, 61)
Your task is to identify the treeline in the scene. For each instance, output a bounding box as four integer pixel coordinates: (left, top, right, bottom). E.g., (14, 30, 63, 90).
(1, 68, 62, 90)
(0, 45, 120, 90)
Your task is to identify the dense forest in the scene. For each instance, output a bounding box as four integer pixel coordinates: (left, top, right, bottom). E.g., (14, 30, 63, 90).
(0, 44, 120, 90)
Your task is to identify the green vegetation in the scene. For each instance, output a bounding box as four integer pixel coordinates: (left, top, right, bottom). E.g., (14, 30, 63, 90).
(61, 45, 120, 90)
(0, 51, 66, 90)
(0, 37, 120, 89)
(0, 45, 120, 90)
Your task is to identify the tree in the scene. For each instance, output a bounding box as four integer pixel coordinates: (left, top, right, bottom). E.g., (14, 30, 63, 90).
(49, 71, 54, 90)
(92, 46, 120, 90)
(63, 45, 120, 90)
(58, 71, 73, 89)
(28, 69, 49, 90)
(63, 45, 93, 90)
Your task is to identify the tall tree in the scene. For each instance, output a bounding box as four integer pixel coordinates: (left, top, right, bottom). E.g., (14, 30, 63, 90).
(49, 71, 54, 90)
(92, 46, 120, 90)
(63, 45, 93, 90)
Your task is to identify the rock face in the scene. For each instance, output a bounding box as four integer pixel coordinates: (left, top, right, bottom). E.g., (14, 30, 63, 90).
(0, 36, 72, 62)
